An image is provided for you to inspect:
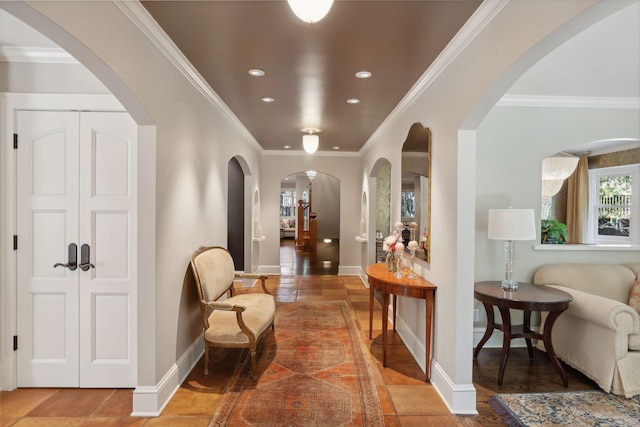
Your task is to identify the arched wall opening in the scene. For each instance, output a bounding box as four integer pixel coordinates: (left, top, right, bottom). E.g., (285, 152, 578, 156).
(278, 170, 341, 275)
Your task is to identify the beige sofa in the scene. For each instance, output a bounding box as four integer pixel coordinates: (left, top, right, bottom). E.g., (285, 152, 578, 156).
(533, 263, 640, 397)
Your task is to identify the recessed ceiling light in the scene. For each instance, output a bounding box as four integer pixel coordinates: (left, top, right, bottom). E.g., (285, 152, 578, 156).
(346, 98, 360, 104)
(332, 146, 340, 150)
(261, 97, 275, 103)
(355, 71, 372, 79)
(248, 68, 265, 77)
(284, 145, 291, 149)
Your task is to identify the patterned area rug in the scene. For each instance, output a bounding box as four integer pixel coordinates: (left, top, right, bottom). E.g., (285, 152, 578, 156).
(209, 301, 384, 427)
(489, 390, 640, 426)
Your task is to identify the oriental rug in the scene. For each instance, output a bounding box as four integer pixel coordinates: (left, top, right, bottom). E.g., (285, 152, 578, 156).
(489, 390, 640, 426)
(209, 301, 384, 427)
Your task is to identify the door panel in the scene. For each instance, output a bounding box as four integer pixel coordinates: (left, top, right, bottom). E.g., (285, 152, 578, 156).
(79, 112, 136, 387)
(17, 111, 80, 387)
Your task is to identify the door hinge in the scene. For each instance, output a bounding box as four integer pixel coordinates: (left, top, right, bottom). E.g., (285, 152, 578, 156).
(13, 235, 18, 250)
(13, 133, 18, 149)
(13, 335, 18, 351)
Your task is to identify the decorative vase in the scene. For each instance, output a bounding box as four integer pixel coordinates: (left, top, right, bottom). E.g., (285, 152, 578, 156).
(386, 252, 396, 272)
(393, 252, 404, 278)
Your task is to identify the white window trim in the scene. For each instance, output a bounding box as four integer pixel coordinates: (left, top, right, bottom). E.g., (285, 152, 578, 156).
(587, 164, 640, 245)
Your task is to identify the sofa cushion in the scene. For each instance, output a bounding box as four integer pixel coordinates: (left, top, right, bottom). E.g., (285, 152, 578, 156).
(629, 273, 640, 315)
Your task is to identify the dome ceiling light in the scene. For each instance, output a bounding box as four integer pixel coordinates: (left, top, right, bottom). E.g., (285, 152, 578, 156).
(302, 128, 320, 154)
(287, 0, 334, 24)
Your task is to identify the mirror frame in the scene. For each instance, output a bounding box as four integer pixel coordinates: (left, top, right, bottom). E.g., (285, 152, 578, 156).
(401, 123, 432, 263)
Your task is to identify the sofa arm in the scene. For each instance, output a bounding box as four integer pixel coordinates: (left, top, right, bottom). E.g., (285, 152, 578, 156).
(547, 285, 639, 333)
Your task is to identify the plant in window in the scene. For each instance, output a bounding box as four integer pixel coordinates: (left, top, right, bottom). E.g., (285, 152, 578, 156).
(541, 219, 568, 244)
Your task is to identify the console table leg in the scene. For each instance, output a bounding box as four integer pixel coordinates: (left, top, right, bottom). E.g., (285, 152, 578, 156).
(425, 292, 434, 382)
(497, 306, 512, 386)
(369, 286, 374, 340)
(381, 292, 389, 367)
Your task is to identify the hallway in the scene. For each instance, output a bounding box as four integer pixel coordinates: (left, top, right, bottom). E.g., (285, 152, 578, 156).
(279, 238, 339, 275)
(0, 271, 598, 426)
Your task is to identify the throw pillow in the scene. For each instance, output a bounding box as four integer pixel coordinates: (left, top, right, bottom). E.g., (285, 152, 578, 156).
(629, 273, 640, 314)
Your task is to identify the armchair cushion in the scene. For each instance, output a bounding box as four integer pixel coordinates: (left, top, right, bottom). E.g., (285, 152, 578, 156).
(205, 293, 276, 344)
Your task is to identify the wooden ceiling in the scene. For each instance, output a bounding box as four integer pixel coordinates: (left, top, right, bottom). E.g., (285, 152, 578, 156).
(141, 1, 481, 152)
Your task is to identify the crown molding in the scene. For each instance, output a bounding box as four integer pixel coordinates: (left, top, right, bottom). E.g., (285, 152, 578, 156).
(113, 0, 262, 153)
(497, 94, 640, 109)
(262, 149, 360, 158)
(360, 0, 511, 154)
(0, 46, 77, 63)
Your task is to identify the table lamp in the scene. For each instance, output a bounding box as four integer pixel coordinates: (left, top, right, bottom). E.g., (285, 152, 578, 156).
(488, 208, 536, 290)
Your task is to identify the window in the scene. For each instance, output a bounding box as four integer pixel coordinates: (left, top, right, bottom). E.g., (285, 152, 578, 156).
(280, 191, 296, 217)
(588, 164, 640, 245)
(401, 191, 415, 219)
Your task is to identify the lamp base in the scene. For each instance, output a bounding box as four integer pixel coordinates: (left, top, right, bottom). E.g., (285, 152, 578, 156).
(501, 240, 517, 291)
(501, 279, 518, 291)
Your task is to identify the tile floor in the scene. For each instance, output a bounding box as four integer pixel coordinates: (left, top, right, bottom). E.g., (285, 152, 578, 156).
(1, 274, 466, 426)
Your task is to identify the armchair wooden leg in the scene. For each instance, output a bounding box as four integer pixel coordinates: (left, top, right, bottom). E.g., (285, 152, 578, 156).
(204, 344, 210, 378)
(250, 349, 257, 374)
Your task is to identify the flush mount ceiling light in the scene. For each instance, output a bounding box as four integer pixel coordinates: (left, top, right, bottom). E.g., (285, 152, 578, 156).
(287, 0, 334, 24)
(346, 98, 360, 104)
(302, 128, 320, 154)
(248, 68, 265, 77)
(261, 97, 275, 103)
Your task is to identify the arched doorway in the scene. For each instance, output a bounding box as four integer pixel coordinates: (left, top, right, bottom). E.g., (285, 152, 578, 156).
(227, 157, 245, 270)
(279, 171, 340, 275)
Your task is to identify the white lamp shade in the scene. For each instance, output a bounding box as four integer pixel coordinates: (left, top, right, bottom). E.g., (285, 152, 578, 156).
(287, 0, 334, 24)
(488, 209, 536, 241)
(303, 134, 319, 153)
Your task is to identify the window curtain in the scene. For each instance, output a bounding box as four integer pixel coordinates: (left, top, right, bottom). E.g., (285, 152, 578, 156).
(566, 156, 589, 243)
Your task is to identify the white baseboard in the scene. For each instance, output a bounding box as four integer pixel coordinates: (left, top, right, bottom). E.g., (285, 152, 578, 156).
(132, 335, 204, 416)
(337, 265, 361, 275)
(430, 360, 478, 415)
(395, 312, 477, 414)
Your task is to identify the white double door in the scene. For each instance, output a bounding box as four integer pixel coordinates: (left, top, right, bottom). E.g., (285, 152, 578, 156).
(16, 110, 137, 388)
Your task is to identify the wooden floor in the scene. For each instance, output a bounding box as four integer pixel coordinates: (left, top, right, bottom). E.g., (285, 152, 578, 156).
(279, 238, 340, 275)
(0, 243, 598, 426)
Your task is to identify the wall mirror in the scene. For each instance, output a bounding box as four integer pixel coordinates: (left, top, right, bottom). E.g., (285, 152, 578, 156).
(401, 123, 432, 262)
(541, 140, 639, 246)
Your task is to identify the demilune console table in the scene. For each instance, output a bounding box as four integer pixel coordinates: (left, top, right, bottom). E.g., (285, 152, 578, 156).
(473, 281, 573, 386)
(365, 263, 437, 381)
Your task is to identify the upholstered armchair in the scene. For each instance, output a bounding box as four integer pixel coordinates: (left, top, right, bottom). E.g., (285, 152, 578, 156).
(190, 246, 275, 377)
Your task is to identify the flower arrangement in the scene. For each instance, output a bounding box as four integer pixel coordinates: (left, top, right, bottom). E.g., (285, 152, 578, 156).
(419, 229, 428, 252)
(382, 231, 401, 253)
